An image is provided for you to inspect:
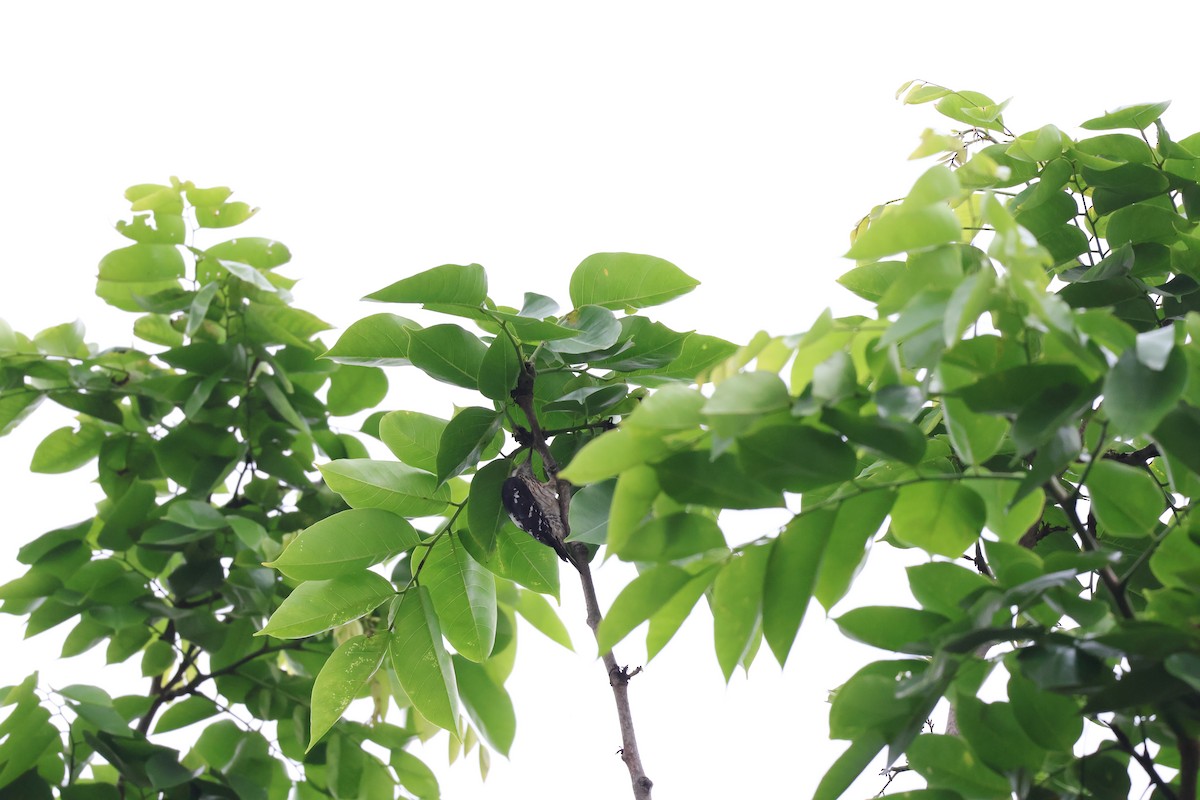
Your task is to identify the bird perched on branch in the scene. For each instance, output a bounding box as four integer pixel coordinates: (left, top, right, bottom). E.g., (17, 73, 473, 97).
(502, 459, 573, 563)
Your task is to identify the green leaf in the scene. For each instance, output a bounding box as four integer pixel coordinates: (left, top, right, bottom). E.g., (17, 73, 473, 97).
(33, 320, 87, 358)
(952, 697, 1045, 774)
(890, 481, 986, 557)
(1007, 669, 1081, 751)
(822, 408, 926, 465)
(1154, 404, 1200, 476)
(813, 735, 886, 800)
(1165, 653, 1200, 692)
(558, 428, 673, 485)
(0, 392, 44, 437)
(435, 408, 502, 485)
(587, 316, 689, 371)
(619, 386, 703, 435)
(835, 607, 949, 654)
(366, 264, 488, 305)
(846, 204, 961, 261)
(813, 490, 895, 610)
(737, 423, 857, 492)
(327, 366, 389, 417)
(942, 397, 1007, 466)
(565, 480, 615, 546)
(837, 261, 905, 303)
(204, 237, 291, 269)
(712, 543, 771, 681)
(906, 562, 992, 618)
(29, 424, 105, 474)
(905, 735, 1011, 799)
(323, 313, 420, 366)
(936, 90, 1008, 131)
(389, 586, 460, 735)
(320, 459, 451, 517)
(259, 572, 395, 639)
(195, 201, 256, 228)
(117, 211, 186, 245)
(1086, 459, 1163, 538)
(1149, 525, 1200, 589)
(217, 259, 278, 293)
(308, 632, 389, 751)
(96, 244, 185, 312)
(624, 332, 738, 382)
(266, 509, 420, 580)
(827, 660, 933, 742)
(452, 655, 515, 756)
(1008, 124, 1066, 162)
(701, 371, 790, 437)
(943, 268, 995, 345)
(763, 510, 834, 665)
(618, 512, 726, 562)
(379, 411, 446, 474)
(465, 459, 510, 558)
(605, 464, 660, 555)
(655, 451, 785, 509)
(543, 305, 621, 355)
(391, 750, 440, 799)
(596, 565, 692, 652)
(956, 363, 1091, 414)
(407, 324, 487, 388)
(512, 589, 573, 650)
(478, 337, 522, 402)
(646, 563, 719, 660)
(480, 525, 560, 599)
(1105, 203, 1184, 246)
(569, 253, 699, 310)
(154, 695, 219, 734)
(423, 534, 497, 662)
(1104, 347, 1186, 437)
(968, 479, 1044, 544)
(1081, 101, 1171, 131)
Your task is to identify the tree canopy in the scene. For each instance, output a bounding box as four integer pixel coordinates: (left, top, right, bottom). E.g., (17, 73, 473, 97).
(3, 84, 1200, 799)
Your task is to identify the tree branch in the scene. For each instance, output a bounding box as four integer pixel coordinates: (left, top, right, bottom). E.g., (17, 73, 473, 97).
(1108, 721, 1178, 800)
(510, 358, 653, 798)
(1046, 478, 1134, 619)
(569, 541, 654, 800)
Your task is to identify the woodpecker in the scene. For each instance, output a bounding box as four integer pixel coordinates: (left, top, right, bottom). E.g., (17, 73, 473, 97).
(502, 459, 573, 563)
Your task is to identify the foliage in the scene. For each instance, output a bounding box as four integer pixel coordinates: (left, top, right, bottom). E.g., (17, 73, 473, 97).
(0, 179, 423, 798)
(6, 82, 1200, 800)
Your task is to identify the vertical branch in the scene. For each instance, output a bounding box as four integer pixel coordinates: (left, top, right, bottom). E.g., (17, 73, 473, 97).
(510, 359, 654, 799)
(569, 540, 654, 800)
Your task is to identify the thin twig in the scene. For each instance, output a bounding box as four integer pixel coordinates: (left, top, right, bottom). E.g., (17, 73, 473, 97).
(1108, 722, 1178, 800)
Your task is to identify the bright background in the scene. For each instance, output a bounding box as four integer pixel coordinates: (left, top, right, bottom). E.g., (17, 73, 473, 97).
(2, 3, 1198, 798)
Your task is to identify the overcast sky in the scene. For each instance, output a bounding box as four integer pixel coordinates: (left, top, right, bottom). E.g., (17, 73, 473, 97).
(3, 3, 1198, 798)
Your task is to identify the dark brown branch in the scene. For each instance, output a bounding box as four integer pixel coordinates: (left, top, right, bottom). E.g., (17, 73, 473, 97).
(1105, 443, 1159, 467)
(1046, 479, 1134, 619)
(1167, 714, 1200, 800)
(511, 359, 653, 798)
(1018, 522, 1068, 550)
(135, 642, 302, 735)
(970, 542, 992, 578)
(1109, 722, 1178, 800)
(164, 642, 304, 702)
(570, 540, 653, 800)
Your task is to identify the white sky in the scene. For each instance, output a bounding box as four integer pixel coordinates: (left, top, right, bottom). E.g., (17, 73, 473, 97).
(3, 3, 1198, 798)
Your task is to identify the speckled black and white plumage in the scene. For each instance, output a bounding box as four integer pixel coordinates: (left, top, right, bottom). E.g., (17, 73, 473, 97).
(502, 460, 571, 562)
